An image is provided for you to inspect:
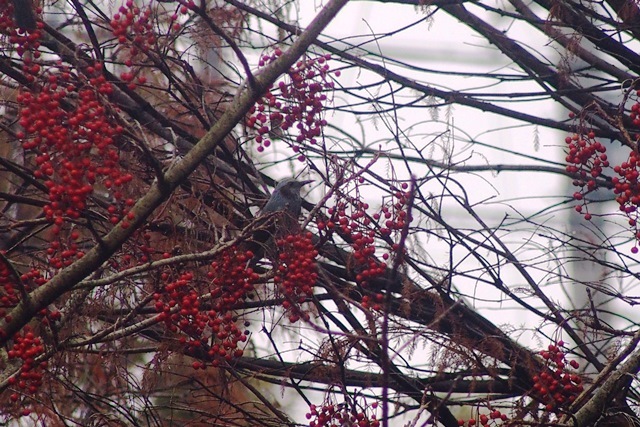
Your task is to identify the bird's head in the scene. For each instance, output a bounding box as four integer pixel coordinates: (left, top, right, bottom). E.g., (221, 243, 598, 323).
(274, 178, 313, 198)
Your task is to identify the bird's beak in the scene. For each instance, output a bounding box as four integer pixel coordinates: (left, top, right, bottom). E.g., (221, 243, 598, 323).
(299, 179, 313, 186)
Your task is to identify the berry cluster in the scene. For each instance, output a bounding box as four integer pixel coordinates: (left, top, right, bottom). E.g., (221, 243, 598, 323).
(153, 249, 256, 367)
(320, 200, 386, 290)
(613, 149, 640, 249)
(316, 182, 415, 311)
(6, 0, 137, 264)
(0, 0, 42, 54)
(306, 401, 380, 427)
(630, 94, 640, 129)
(318, 183, 412, 307)
(0, 259, 21, 327)
(246, 50, 338, 160)
(17, 61, 133, 266)
(457, 409, 509, 426)
(274, 232, 318, 323)
(154, 271, 202, 334)
(1, 260, 59, 336)
(109, 1, 163, 89)
(0, 0, 18, 34)
(373, 184, 413, 238)
(6, 326, 46, 406)
(531, 341, 583, 413)
(567, 91, 640, 249)
(565, 131, 608, 221)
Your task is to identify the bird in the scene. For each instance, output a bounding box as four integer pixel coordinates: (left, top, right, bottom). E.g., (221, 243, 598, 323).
(261, 178, 313, 218)
(247, 178, 313, 266)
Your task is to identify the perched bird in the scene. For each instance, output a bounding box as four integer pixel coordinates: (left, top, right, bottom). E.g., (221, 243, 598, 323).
(261, 178, 313, 218)
(248, 178, 312, 266)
